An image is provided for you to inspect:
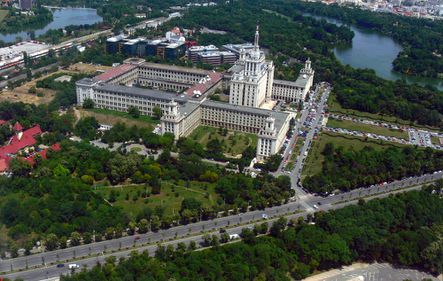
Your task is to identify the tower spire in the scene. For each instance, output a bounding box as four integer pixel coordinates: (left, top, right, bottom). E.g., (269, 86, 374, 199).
(254, 23, 260, 50)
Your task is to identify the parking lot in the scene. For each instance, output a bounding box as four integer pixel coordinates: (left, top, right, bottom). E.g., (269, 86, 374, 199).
(304, 262, 440, 281)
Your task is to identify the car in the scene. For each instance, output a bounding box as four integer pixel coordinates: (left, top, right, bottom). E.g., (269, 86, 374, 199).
(261, 214, 269, 219)
(57, 264, 65, 268)
(229, 234, 240, 240)
(134, 235, 141, 240)
(68, 264, 80, 269)
(313, 204, 319, 209)
(219, 228, 226, 233)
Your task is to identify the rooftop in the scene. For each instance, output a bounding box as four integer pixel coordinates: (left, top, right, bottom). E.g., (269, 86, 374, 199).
(185, 72, 223, 97)
(94, 64, 137, 83)
(0, 41, 51, 61)
(94, 83, 189, 103)
(202, 100, 290, 130)
(140, 62, 210, 76)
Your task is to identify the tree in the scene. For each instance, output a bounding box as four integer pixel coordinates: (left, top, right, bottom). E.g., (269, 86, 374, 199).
(59, 236, 67, 249)
(53, 164, 70, 177)
(9, 159, 32, 177)
(105, 227, 115, 240)
(202, 234, 211, 247)
(128, 106, 140, 118)
(188, 240, 197, 251)
(240, 228, 256, 244)
(128, 221, 137, 235)
(82, 98, 95, 109)
(182, 197, 201, 211)
(211, 235, 220, 248)
(26, 69, 32, 81)
(138, 219, 149, 234)
(270, 217, 287, 238)
(70, 232, 81, 246)
(153, 106, 162, 120)
(45, 234, 59, 251)
(83, 232, 93, 244)
(75, 117, 99, 140)
(151, 215, 161, 231)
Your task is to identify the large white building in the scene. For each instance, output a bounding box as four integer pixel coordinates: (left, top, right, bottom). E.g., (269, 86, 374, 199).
(76, 27, 314, 160)
(229, 26, 274, 108)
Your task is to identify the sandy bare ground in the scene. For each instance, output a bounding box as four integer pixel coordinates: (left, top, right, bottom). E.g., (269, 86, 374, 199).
(0, 73, 58, 105)
(0, 63, 111, 105)
(67, 62, 111, 74)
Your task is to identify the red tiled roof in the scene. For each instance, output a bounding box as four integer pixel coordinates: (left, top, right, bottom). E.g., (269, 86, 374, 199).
(13, 122, 23, 132)
(0, 158, 8, 172)
(185, 72, 222, 97)
(50, 143, 61, 151)
(23, 142, 62, 166)
(0, 125, 42, 158)
(0, 120, 7, 126)
(0, 125, 46, 171)
(94, 64, 137, 82)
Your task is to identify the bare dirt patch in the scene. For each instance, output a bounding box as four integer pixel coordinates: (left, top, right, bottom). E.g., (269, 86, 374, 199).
(67, 62, 111, 74)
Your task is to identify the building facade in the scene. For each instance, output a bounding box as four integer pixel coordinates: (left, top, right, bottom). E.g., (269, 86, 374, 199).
(76, 28, 314, 160)
(228, 26, 275, 108)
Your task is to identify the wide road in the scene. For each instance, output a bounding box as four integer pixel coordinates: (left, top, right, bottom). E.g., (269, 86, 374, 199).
(276, 84, 330, 210)
(2, 172, 441, 281)
(1, 171, 441, 280)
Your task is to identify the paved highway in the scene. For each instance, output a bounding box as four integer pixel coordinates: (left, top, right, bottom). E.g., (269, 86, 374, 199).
(2, 171, 441, 281)
(1, 171, 441, 280)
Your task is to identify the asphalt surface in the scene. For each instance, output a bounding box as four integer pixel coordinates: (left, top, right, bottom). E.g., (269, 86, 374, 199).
(307, 262, 440, 281)
(275, 83, 330, 210)
(0, 63, 60, 89)
(1, 171, 442, 281)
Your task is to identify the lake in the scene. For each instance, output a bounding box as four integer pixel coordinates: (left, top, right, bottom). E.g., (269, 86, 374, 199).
(305, 13, 443, 91)
(0, 7, 103, 43)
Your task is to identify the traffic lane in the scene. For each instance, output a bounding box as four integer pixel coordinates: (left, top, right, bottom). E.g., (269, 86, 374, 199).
(2, 169, 438, 273)
(1, 201, 303, 273)
(4, 212, 308, 281)
(308, 172, 442, 207)
(2, 181, 436, 281)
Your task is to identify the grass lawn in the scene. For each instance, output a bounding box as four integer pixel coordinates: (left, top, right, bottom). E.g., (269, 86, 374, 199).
(0, 10, 8, 23)
(302, 131, 408, 180)
(189, 126, 258, 157)
(327, 118, 409, 139)
(431, 136, 442, 146)
(79, 108, 158, 130)
(95, 180, 220, 220)
(328, 94, 442, 133)
(285, 137, 304, 171)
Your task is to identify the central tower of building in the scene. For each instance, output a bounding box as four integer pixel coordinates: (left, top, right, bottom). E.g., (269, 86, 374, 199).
(229, 26, 274, 108)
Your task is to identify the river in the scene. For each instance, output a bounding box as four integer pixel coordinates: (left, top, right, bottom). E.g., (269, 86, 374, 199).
(0, 7, 102, 43)
(304, 13, 443, 91)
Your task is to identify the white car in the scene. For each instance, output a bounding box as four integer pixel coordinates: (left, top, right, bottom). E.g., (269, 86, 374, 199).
(313, 205, 319, 209)
(68, 264, 80, 269)
(261, 214, 269, 219)
(229, 234, 240, 240)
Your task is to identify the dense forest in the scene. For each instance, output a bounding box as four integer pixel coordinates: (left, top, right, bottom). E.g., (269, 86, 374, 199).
(285, 0, 443, 78)
(58, 189, 443, 281)
(303, 141, 443, 193)
(172, 0, 442, 127)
